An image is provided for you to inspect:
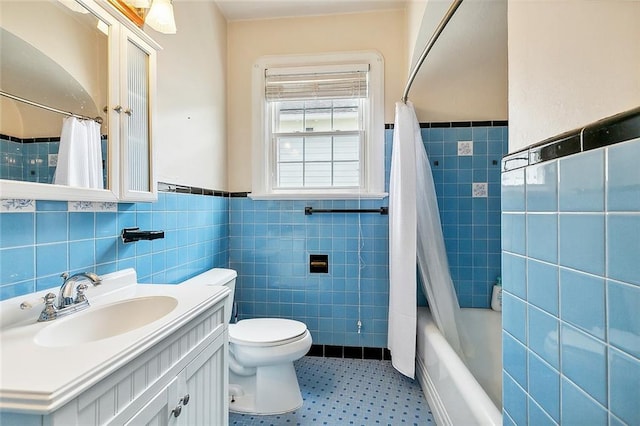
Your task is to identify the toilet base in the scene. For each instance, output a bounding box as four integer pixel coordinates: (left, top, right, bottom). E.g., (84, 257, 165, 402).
(229, 362, 303, 415)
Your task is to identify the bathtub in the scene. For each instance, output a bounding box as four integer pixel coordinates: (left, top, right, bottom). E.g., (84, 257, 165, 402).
(416, 307, 502, 426)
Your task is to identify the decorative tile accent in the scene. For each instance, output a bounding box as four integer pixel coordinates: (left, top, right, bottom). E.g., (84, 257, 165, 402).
(66, 201, 118, 212)
(96, 202, 118, 212)
(458, 140, 473, 156)
(68, 201, 95, 212)
(1, 199, 35, 212)
(472, 182, 488, 197)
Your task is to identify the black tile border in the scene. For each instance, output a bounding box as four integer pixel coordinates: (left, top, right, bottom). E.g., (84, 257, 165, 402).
(0, 134, 62, 143)
(583, 108, 640, 150)
(385, 120, 508, 130)
(158, 181, 247, 198)
(1, 134, 108, 143)
(306, 344, 391, 361)
(502, 106, 640, 172)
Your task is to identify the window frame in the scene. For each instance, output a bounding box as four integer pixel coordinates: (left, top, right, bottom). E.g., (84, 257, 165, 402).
(250, 51, 386, 200)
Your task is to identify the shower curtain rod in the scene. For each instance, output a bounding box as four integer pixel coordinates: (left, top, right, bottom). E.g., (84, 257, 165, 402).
(401, 0, 464, 104)
(0, 91, 103, 124)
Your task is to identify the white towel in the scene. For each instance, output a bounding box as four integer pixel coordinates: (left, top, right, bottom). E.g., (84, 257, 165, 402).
(53, 117, 103, 189)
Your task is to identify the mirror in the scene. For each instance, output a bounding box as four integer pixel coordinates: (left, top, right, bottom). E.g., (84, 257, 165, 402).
(0, 0, 111, 198)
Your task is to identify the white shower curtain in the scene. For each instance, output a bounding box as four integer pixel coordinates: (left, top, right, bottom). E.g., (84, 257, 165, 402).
(388, 102, 418, 378)
(54, 117, 103, 189)
(414, 111, 463, 357)
(388, 102, 463, 378)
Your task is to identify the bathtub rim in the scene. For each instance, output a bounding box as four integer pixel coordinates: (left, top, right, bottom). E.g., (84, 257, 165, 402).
(416, 306, 502, 426)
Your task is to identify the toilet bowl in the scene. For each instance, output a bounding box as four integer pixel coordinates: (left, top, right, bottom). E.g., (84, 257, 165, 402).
(181, 268, 312, 415)
(228, 318, 312, 414)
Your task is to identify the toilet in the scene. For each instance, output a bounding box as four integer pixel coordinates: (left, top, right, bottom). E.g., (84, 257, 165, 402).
(181, 268, 312, 415)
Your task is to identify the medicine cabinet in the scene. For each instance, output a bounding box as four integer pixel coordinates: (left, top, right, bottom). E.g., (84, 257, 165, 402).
(0, 0, 159, 202)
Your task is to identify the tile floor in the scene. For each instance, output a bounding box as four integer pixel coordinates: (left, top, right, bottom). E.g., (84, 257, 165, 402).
(228, 357, 434, 426)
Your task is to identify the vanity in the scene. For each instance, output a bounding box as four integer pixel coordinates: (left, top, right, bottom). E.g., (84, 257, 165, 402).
(0, 269, 230, 425)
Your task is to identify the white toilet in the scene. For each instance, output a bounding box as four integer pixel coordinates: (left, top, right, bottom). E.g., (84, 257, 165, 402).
(182, 268, 312, 415)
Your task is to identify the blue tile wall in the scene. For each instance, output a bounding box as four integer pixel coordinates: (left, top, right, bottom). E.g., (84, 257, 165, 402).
(229, 197, 390, 348)
(0, 192, 229, 300)
(420, 125, 508, 307)
(1, 122, 507, 350)
(501, 136, 640, 425)
(0, 138, 23, 181)
(0, 136, 108, 186)
(228, 124, 508, 349)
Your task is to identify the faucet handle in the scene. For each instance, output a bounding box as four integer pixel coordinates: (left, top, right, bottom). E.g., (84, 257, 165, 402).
(44, 292, 56, 304)
(38, 293, 58, 322)
(75, 283, 89, 304)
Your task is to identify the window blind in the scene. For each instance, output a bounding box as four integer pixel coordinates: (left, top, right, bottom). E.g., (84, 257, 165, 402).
(265, 64, 369, 101)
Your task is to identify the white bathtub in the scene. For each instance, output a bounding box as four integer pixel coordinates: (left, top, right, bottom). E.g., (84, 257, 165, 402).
(416, 307, 502, 426)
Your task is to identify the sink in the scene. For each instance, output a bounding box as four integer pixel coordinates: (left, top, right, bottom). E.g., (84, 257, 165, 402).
(34, 296, 178, 347)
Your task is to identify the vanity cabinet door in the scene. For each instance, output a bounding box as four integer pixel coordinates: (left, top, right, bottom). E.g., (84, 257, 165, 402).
(174, 332, 228, 426)
(117, 29, 157, 202)
(124, 377, 178, 426)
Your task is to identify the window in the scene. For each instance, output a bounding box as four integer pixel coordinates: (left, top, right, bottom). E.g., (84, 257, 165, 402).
(251, 52, 386, 199)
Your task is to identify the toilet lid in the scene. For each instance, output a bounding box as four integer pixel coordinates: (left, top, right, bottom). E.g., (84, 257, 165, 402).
(229, 318, 308, 346)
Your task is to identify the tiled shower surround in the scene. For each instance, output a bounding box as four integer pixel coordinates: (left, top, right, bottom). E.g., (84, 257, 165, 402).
(420, 123, 507, 306)
(0, 134, 108, 185)
(0, 122, 507, 349)
(501, 110, 640, 425)
(229, 124, 507, 348)
(0, 192, 229, 299)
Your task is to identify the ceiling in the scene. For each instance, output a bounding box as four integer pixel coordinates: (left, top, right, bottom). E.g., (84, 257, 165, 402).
(214, 0, 407, 21)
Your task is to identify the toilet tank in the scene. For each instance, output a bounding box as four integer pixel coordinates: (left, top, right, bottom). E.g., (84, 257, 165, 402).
(181, 268, 237, 323)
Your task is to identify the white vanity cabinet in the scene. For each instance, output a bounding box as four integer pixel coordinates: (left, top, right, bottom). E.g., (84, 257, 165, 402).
(126, 337, 228, 426)
(40, 299, 227, 426)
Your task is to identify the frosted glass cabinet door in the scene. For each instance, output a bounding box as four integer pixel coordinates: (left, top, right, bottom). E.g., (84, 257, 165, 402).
(119, 30, 157, 201)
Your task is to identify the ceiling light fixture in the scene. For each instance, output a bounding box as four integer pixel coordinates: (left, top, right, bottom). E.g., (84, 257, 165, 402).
(145, 0, 177, 34)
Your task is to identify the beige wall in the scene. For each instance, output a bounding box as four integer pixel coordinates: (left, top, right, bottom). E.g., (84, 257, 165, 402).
(152, 1, 228, 190)
(407, 0, 508, 123)
(406, 0, 427, 70)
(0, 0, 107, 138)
(508, 0, 640, 153)
(227, 9, 406, 192)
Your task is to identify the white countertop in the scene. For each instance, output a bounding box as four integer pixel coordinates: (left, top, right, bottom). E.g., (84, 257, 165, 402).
(0, 269, 229, 414)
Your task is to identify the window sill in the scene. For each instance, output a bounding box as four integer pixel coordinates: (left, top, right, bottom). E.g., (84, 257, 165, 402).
(248, 191, 388, 201)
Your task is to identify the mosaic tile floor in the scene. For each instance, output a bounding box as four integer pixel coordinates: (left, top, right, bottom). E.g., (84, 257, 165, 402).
(229, 357, 433, 426)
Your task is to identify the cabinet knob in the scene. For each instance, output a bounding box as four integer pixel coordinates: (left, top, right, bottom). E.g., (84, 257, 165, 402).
(113, 105, 123, 113)
(124, 108, 133, 116)
(182, 394, 190, 405)
(171, 405, 182, 418)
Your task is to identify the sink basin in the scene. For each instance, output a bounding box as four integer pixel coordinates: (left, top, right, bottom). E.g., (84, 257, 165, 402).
(34, 296, 178, 347)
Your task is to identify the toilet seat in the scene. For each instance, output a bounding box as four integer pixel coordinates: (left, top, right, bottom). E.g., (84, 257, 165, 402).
(230, 318, 307, 347)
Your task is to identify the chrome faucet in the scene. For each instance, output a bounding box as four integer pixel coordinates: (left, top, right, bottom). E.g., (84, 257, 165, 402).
(38, 272, 102, 322)
(58, 272, 101, 308)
